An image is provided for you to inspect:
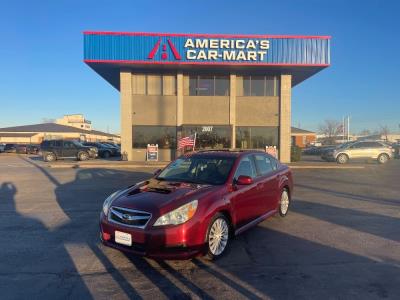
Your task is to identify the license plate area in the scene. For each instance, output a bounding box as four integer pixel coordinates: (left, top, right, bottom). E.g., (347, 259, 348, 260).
(115, 230, 132, 246)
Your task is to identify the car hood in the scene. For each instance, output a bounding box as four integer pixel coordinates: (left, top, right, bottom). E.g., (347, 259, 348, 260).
(111, 178, 219, 215)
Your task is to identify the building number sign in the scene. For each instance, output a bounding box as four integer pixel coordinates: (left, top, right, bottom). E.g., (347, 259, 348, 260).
(202, 126, 213, 132)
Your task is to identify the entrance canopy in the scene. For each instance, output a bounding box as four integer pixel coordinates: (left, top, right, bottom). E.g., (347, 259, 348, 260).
(84, 31, 330, 89)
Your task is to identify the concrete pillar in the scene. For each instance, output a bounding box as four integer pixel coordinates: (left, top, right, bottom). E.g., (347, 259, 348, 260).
(120, 70, 133, 161)
(229, 74, 236, 149)
(176, 72, 184, 126)
(279, 74, 292, 163)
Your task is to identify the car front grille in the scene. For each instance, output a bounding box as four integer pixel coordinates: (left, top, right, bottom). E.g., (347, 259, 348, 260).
(108, 206, 152, 228)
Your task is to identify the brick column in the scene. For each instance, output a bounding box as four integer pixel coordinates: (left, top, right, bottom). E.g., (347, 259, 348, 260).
(120, 70, 133, 161)
(279, 74, 292, 163)
(230, 74, 236, 149)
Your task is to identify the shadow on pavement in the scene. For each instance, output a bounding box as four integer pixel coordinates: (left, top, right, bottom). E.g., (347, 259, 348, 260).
(10, 156, 400, 299)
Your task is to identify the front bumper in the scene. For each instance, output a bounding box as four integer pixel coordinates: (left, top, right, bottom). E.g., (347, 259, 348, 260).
(99, 213, 206, 259)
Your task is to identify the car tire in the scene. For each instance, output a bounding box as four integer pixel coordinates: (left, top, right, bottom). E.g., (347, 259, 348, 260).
(102, 151, 111, 159)
(44, 152, 56, 162)
(78, 151, 89, 161)
(205, 213, 230, 260)
(279, 188, 290, 217)
(377, 153, 389, 164)
(336, 153, 349, 164)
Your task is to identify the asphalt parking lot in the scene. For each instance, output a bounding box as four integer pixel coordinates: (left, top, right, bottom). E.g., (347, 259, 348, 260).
(0, 154, 399, 299)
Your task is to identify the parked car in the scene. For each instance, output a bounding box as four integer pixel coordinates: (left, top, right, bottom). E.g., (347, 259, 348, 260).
(321, 141, 394, 164)
(391, 143, 400, 159)
(3, 144, 17, 153)
(99, 150, 293, 260)
(0, 143, 5, 152)
(16, 144, 40, 154)
(27, 144, 40, 154)
(101, 142, 121, 151)
(16, 144, 28, 154)
(40, 140, 97, 162)
(82, 142, 118, 158)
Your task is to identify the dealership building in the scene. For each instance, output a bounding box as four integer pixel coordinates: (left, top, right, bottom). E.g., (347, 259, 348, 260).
(84, 31, 330, 162)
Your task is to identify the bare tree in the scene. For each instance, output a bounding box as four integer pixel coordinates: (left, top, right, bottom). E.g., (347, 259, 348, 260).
(318, 119, 342, 137)
(318, 119, 343, 145)
(379, 125, 390, 141)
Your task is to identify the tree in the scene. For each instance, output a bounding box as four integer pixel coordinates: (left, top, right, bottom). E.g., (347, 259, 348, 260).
(379, 125, 390, 141)
(318, 119, 342, 137)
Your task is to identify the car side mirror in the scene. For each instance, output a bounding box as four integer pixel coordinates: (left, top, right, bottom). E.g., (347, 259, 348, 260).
(153, 168, 162, 177)
(236, 175, 253, 185)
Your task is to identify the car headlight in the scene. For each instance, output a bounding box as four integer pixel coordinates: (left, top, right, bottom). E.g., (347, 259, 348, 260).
(153, 200, 198, 226)
(102, 191, 118, 216)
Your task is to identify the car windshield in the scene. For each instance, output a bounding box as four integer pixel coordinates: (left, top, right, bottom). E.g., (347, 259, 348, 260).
(157, 156, 235, 185)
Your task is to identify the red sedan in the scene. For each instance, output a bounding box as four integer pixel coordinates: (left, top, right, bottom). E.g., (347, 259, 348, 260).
(99, 150, 293, 260)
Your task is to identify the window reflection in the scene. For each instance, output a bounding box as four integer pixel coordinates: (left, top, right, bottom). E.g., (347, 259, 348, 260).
(236, 127, 278, 149)
(188, 75, 229, 96)
(181, 125, 231, 149)
(132, 126, 176, 149)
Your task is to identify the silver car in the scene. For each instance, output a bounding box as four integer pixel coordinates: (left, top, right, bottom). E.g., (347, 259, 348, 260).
(322, 141, 394, 164)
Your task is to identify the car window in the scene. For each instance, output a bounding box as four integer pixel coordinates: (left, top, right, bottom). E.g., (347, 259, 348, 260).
(270, 156, 278, 171)
(350, 142, 364, 149)
(254, 154, 274, 176)
(54, 141, 62, 147)
(63, 141, 76, 148)
(369, 142, 383, 148)
(233, 156, 256, 180)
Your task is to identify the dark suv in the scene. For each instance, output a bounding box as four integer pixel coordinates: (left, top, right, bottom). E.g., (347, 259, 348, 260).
(82, 142, 119, 158)
(40, 140, 97, 162)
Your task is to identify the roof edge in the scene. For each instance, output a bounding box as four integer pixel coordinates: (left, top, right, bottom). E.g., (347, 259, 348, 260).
(83, 31, 331, 39)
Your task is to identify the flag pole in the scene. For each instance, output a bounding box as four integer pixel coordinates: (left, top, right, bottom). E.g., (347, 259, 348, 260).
(193, 132, 197, 152)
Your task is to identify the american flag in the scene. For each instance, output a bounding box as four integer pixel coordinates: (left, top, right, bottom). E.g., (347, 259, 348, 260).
(178, 134, 196, 149)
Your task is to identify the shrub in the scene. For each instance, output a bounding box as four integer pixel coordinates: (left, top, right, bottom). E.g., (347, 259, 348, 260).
(291, 145, 302, 162)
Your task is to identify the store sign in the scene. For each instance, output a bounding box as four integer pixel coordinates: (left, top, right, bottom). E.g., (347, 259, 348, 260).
(184, 38, 269, 61)
(148, 37, 269, 62)
(146, 144, 158, 161)
(84, 32, 331, 65)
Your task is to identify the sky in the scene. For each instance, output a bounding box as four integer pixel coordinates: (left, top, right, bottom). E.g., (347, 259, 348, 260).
(0, 0, 399, 135)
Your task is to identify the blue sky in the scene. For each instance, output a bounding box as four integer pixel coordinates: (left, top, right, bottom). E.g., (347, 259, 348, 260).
(1, 0, 399, 134)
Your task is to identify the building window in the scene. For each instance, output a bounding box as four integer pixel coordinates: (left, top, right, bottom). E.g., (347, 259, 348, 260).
(236, 126, 279, 149)
(188, 75, 229, 96)
(132, 74, 176, 96)
(181, 125, 231, 149)
(132, 126, 176, 149)
(237, 76, 279, 96)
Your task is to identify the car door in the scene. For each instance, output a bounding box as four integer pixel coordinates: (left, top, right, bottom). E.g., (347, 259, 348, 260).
(348, 142, 369, 159)
(229, 155, 262, 228)
(52, 141, 63, 157)
(62, 141, 77, 158)
(253, 154, 280, 213)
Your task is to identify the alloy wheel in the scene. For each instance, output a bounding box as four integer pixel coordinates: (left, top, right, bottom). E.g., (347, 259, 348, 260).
(208, 218, 229, 256)
(280, 190, 290, 215)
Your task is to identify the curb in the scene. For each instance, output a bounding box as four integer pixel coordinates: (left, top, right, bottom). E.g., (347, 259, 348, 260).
(46, 164, 167, 169)
(289, 165, 365, 169)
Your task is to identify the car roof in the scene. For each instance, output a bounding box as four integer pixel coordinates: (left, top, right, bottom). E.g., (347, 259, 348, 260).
(183, 149, 267, 159)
